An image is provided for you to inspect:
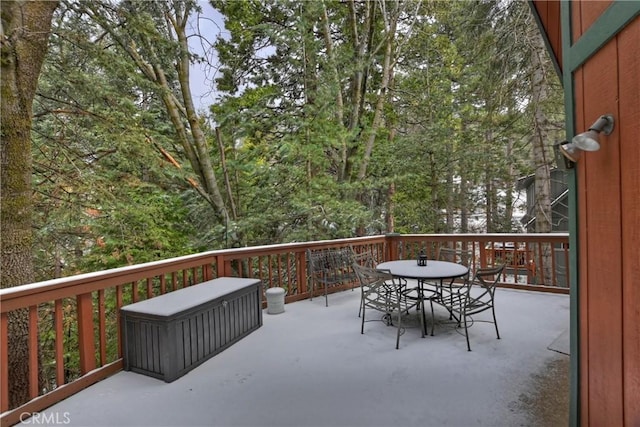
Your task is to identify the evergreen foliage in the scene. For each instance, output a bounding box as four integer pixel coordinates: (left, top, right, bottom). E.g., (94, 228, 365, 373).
(30, 0, 563, 279)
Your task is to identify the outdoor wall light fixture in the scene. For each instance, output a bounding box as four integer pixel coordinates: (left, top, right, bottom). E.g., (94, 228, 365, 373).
(556, 140, 581, 165)
(553, 141, 576, 169)
(572, 114, 614, 151)
(555, 114, 615, 168)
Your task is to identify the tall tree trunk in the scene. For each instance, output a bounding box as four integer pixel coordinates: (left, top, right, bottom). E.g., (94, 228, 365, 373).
(386, 182, 395, 232)
(356, 1, 396, 181)
(320, 2, 344, 124)
(457, 122, 468, 234)
(444, 168, 454, 233)
(83, 0, 238, 245)
(1, 0, 59, 408)
(460, 176, 469, 233)
(342, 0, 372, 182)
(505, 137, 515, 230)
(530, 27, 553, 284)
(484, 128, 495, 233)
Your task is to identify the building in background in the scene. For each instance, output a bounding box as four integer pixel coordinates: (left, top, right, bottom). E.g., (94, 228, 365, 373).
(517, 168, 568, 233)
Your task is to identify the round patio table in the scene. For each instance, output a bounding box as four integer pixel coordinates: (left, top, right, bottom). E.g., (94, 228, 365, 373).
(376, 260, 469, 335)
(376, 260, 469, 281)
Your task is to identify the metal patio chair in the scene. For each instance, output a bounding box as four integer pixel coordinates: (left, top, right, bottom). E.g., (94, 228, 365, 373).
(437, 247, 475, 319)
(439, 264, 505, 351)
(353, 263, 424, 349)
(307, 247, 356, 307)
(352, 248, 379, 318)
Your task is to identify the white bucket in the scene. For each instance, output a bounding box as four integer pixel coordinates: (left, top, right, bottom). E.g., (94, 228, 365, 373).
(265, 287, 285, 314)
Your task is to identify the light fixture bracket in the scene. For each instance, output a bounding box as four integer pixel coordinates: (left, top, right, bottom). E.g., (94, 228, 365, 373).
(590, 114, 614, 135)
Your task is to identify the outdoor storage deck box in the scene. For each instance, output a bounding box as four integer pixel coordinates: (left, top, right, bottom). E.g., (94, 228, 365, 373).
(121, 277, 262, 382)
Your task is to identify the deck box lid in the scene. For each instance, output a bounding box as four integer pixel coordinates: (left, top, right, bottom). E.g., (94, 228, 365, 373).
(120, 277, 261, 317)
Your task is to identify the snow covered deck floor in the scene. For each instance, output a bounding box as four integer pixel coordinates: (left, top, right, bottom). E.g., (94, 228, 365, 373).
(29, 286, 570, 427)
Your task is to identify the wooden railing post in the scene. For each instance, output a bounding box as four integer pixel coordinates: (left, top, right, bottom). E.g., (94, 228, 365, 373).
(385, 233, 400, 261)
(479, 245, 488, 268)
(215, 254, 227, 277)
(76, 293, 96, 374)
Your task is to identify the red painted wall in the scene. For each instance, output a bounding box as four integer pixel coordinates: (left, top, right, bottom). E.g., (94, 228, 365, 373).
(532, 1, 640, 425)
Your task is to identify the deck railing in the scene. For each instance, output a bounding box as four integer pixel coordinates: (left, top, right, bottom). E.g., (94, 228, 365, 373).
(0, 233, 568, 426)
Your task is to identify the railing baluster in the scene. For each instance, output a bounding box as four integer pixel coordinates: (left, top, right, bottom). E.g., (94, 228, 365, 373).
(238, 261, 244, 278)
(551, 243, 556, 285)
(160, 274, 166, 294)
(564, 245, 571, 286)
(204, 262, 213, 281)
(286, 253, 293, 294)
(256, 256, 263, 283)
(1, 312, 9, 412)
(55, 299, 64, 386)
(536, 241, 544, 284)
(131, 281, 138, 303)
(29, 305, 38, 399)
(299, 251, 308, 294)
(116, 286, 123, 358)
(98, 289, 106, 366)
(266, 255, 270, 286)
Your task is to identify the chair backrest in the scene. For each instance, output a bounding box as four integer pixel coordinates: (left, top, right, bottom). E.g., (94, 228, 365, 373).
(438, 247, 474, 275)
(352, 249, 377, 269)
(352, 263, 399, 297)
(352, 262, 388, 287)
(307, 247, 355, 284)
(470, 264, 505, 300)
(474, 264, 504, 284)
(353, 263, 402, 309)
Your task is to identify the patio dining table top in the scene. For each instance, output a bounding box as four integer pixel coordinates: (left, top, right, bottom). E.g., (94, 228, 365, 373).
(376, 259, 469, 281)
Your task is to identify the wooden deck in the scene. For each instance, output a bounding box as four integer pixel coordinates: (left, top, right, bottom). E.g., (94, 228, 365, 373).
(27, 286, 570, 427)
